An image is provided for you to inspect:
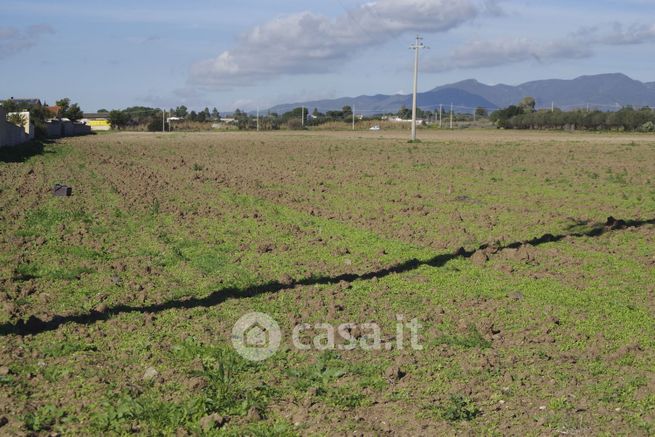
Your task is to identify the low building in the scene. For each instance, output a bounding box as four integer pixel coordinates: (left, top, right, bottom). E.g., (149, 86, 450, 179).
(385, 116, 424, 125)
(80, 112, 110, 131)
(47, 105, 62, 117)
(4, 98, 42, 110)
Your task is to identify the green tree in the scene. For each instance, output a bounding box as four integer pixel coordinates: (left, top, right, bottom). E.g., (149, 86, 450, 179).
(397, 105, 412, 120)
(639, 121, 655, 132)
(31, 103, 53, 137)
(55, 98, 84, 121)
(518, 96, 536, 112)
(108, 110, 129, 129)
(55, 98, 70, 117)
(1, 99, 19, 113)
(475, 107, 488, 118)
(233, 109, 250, 130)
(147, 110, 167, 131)
(174, 105, 188, 118)
(325, 110, 343, 120)
(65, 103, 83, 121)
(7, 112, 27, 128)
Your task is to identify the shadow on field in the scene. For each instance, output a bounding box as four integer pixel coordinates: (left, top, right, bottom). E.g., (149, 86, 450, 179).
(1, 216, 653, 337)
(0, 139, 55, 163)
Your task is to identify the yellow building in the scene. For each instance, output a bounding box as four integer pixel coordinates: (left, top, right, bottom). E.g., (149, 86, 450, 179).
(81, 113, 111, 131)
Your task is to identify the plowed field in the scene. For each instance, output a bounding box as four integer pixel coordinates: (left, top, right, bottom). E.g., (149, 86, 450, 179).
(1, 130, 654, 435)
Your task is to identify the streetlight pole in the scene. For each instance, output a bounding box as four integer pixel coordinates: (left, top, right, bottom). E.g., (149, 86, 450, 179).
(410, 35, 427, 142)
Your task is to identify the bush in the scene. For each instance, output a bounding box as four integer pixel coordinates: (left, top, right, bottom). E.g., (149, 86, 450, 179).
(147, 116, 168, 132)
(286, 119, 305, 130)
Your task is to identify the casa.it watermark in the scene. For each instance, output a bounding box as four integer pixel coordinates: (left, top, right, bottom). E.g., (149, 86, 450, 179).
(231, 312, 422, 361)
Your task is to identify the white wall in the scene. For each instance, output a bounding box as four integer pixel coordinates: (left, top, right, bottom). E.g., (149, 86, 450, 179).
(46, 119, 92, 138)
(0, 108, 31, 148)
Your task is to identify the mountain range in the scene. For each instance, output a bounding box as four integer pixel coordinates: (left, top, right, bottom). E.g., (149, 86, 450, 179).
(267, 73, 655, 114)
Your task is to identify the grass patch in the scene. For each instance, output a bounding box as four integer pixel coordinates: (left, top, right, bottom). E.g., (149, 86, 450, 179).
(440, 395, 482, 422)
(434, 325, 492, 349)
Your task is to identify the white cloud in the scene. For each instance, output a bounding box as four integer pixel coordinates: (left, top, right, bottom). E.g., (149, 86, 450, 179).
(577, 22, 655, 45)
(428, 21, 655, 72)
(190, 0, 486, 88)
(426, 37, 592, 71)
(0, 24, 54, 59)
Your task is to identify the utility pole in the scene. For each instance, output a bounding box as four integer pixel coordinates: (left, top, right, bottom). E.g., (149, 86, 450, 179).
(257, 106, 260, 131)
(439, 104, 443, 128)
(301, 106, 304, 128)
(352, 104, 355, 131)
(551, 101, 554, 113)
(450, 103, 453, 129)
(162, 109, 165, 133)
(410, 35, 427, 141)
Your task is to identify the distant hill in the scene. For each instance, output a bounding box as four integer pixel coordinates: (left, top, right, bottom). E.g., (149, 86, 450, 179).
(431, 79, 521, 109)
(267, 89, 496, 115)
(267, 73, 655, 114)
(512, 74, 654, 109)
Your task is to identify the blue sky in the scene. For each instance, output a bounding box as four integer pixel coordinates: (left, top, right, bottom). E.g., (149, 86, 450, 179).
(1, 0, 654, 112)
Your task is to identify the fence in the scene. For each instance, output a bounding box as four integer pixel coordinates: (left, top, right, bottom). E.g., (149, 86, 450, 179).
(46, 119, 91, 138)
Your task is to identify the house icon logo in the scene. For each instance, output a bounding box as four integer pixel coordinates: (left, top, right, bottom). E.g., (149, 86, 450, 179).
(231, 312, 281, 361)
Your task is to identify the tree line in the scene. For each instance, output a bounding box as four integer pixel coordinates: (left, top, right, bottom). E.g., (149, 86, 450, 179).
(106, 102, 494, 131)
(490, 97, 655, 132)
